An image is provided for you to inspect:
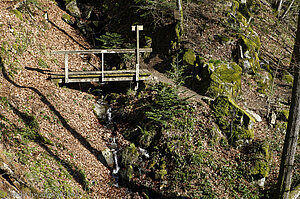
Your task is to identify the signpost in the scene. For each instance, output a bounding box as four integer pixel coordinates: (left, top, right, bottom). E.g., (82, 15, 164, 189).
(132, 25, 143, 90)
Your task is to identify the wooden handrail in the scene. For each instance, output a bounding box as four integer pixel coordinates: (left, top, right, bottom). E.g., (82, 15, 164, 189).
(51, 48, 152, 54)
(52, 47, 152, 84)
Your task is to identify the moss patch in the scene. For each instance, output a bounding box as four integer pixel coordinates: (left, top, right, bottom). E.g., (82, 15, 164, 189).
(10, 9, 23, 21)
(282, 71, 294, 86)
(62, 13, 74, 25)
(183, 49, 196, 66)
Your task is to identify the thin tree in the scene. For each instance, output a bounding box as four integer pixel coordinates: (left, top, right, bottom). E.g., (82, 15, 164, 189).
(281, 0, 295, 19)
(277, 0, 286, 16)
(277, 6, 300, 199)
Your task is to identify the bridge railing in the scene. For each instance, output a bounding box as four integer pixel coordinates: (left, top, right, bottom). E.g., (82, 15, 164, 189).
(51, 48, 152, 83)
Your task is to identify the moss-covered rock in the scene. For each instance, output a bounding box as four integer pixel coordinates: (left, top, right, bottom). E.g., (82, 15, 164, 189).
(183, 49, 196, 66)
(123, 127, 156, 149)
(121, 143, 139, 167)
(229, 0, 261, 74)
(211, 96, 255, 146)
(198, 60, 242, 98)
(250, 141, 271, 178)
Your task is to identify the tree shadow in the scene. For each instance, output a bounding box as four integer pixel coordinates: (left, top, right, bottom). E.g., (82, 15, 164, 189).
(47, 17, 87, 50)
(25, 67, 51, 74)
(1, 63, 110, 187)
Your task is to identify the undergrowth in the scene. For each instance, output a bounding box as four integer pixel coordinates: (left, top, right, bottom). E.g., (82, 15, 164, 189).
(112, 82, 261, 198)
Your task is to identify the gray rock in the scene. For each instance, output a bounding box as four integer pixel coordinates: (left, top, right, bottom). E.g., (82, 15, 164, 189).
(93, 102, 108, 120)
(101, 148, 114, 168)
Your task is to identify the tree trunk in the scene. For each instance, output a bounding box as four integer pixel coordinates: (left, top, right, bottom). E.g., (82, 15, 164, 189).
(276, 8, 300, 199)
(177, 0, 183, 34)
(281, 0, 295, 19)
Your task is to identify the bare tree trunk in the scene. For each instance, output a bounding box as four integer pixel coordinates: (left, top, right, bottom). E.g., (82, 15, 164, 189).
(276, 8, 300, 199)
(177, 0, 183, 33)
(277, 0, 285, 16)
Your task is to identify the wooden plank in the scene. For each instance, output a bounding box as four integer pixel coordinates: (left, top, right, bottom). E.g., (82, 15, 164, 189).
(52, 48, 152, 54)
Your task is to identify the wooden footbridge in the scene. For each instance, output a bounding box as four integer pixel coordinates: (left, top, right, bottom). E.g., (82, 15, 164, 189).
(50, 25, 152, 85)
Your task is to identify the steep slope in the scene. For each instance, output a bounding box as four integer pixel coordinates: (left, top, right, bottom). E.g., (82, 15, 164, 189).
(0, 0, 128, 198)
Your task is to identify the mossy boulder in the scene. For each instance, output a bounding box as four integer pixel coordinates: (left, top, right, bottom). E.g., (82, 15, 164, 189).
(211, 96, 255, 146)
(183, 49, 196, 66)
(198, 60, 242, 98)
(120, 143, 140, 182)
(250, 141, 271, 179)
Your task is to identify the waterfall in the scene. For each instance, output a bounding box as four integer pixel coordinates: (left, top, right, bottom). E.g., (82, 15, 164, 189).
(106, 107, 112, 124)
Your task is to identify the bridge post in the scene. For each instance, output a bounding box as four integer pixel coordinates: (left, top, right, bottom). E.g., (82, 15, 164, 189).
(64, 54, 69, 83)
(101, 53, 104, 82)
